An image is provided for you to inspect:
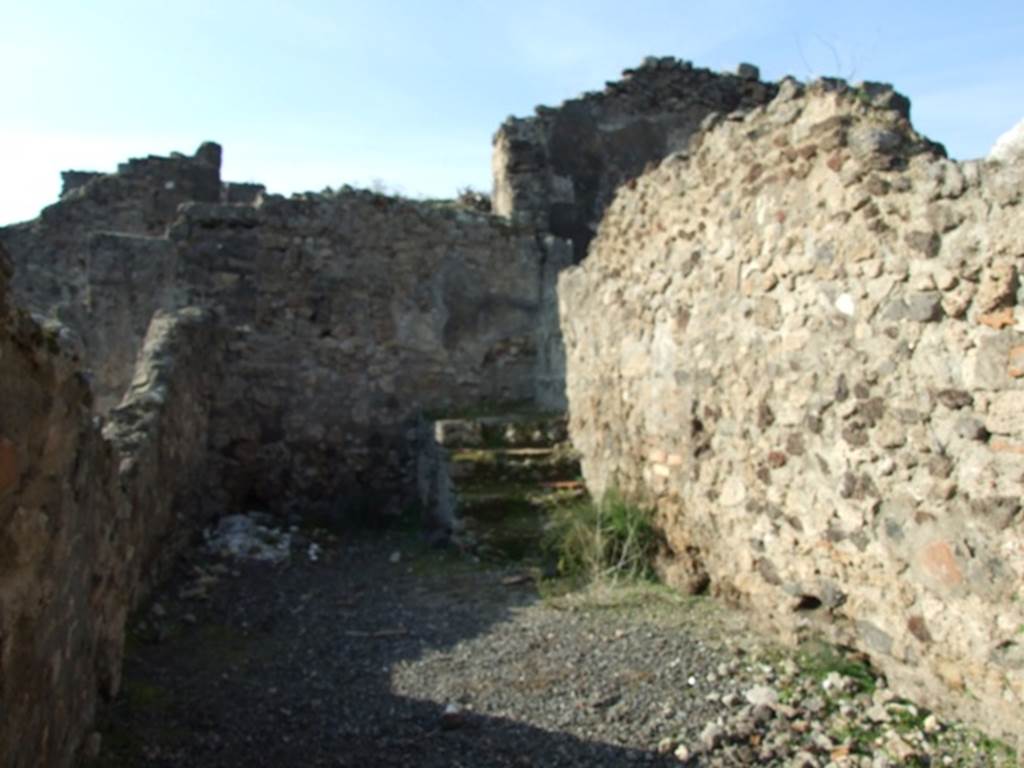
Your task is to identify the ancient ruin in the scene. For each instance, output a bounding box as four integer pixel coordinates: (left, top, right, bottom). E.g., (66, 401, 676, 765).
(1, 57, 1021, 765)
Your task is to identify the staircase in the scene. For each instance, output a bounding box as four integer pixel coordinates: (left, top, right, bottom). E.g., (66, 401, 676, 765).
(417, 412, 584, 564)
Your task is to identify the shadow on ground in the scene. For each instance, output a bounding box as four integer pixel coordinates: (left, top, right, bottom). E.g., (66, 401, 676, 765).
(95, 530, 681, 767)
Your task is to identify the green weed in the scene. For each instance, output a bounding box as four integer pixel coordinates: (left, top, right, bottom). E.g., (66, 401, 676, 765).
(797, 640, 878, 694)
(975, 733, 1018, 764)
(543, 491, 659, 583)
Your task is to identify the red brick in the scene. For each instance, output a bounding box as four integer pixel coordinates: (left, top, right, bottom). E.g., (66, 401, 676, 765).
(919, 540, 962, 588)
(1008, 345, 1024, 378)
(991, 439, 1024, 456)
(978, 308, 1014, 329)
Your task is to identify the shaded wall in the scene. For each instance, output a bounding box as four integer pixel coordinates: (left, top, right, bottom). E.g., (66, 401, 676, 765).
(492, 57, 776, 260)
(2, 141, 574, 518)
(0, 143, 220, 317)
(171, 193, 571, 516)
(0, 239, 221, 767)
(0, 144, 221, 414)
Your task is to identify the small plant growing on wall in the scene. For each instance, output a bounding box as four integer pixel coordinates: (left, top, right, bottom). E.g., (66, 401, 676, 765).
(455, 186, 491, 213)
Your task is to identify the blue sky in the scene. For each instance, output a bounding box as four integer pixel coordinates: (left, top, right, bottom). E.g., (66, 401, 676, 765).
(2, 1, 1022, 225)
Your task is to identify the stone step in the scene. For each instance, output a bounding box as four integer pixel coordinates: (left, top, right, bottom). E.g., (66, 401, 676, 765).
(417, 410, 585, 564)
(456, 481, 586, 563)
(432, 413, 568, 450)
(448, 446, 581, 485)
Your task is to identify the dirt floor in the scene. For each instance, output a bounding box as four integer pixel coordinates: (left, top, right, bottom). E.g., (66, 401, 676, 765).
(91, 522, 1019, 768)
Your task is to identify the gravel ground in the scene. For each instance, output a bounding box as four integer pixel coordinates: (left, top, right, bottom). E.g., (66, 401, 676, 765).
(93, 523, 1020, 767)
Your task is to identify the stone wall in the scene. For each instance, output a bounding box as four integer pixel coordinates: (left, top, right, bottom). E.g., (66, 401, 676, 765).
(0, 157, 572, 765)
(492, 57, 776, 260)
(0, 144, 222, 418)
(170, 192, 572, 516)
(0, 143, 221, 316)
(85, 233, 183, 412)
(102, 306, 223, 602)
(0, 239, 220, 767)
(560, 78, 1024, 740)
(2, 142, 574, 517)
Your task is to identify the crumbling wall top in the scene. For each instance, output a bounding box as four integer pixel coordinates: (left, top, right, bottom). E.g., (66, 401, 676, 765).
(491, 56, 777, 260)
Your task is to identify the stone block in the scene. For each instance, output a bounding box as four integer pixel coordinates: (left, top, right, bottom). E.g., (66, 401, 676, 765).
(917, 540, 963, 589)
(965, 333, 1024, 389)
(905, 292, 944, 322)
(975, 262, 1017, 313)
(985, 391, 1024, 434)
(978, 307, 1014, 329)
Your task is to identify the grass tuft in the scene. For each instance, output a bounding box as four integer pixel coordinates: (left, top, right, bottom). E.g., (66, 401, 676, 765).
(797, 640, 878, 694)
(543, 491, 659, 583)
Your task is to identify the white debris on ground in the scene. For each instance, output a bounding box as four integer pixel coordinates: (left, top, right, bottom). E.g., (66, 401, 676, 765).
(204, 513, 292, 563)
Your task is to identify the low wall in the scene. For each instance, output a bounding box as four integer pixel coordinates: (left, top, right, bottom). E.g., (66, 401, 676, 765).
(0, 239, 220, 767)
(560, 79, 1024, 740)
(102, 307, 223, 605)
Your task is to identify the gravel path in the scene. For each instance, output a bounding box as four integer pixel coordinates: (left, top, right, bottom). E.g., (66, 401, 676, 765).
(93, 524, 1019, 767)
